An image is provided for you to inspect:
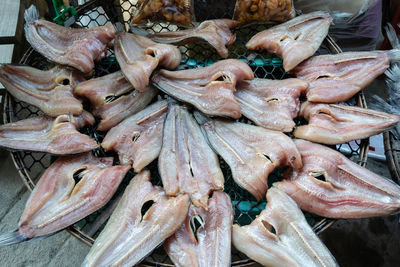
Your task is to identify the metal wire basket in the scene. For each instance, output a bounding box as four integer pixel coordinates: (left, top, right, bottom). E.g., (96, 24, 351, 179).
(2, 0, 369, 266)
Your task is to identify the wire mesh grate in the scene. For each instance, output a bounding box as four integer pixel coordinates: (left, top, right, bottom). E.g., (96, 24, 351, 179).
(2, 1, 369, 266)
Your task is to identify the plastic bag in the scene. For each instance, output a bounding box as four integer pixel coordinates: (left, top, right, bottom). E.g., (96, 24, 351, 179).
(293, 0, 375, 18)
(233, 0, 296, 25)
(294, 0, 382, 51)
(132, 0, 194, 26)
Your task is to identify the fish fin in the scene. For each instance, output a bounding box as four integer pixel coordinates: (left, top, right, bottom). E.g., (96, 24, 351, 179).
(370, 95, 400, 139)
(114, 22, 125, 34)
(24, 5, 39, 23)
(193, 111, 210, 125)
(0, 231, 28, 247)
(386, 23, 400, 50)
(129, 25, 149, 37)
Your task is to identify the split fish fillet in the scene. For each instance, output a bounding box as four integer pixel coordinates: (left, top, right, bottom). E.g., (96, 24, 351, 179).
(293, 50, 400, 103)
(246, 11, 332, 72)
(149, 19, 238, 58)
(232, 187, 338, 267)
(164, 191, 233, 267)
(101, 100, 168, 171)
(275, 140, 400, 218)
(235, 78, 308, 132)
(294, 101, 399, 144)
(82, 170, 190, 267)
(0, 112, 97, 154)
(0, 153, 130, 246)
(114, 32, 181, 92)
(0, 64, 85, 116)
(159, 103, 224, 208)
(25, 19, 115, 73)
(199, 117, 302, 201)
(152, 59, 254, 119)
(74, 71, 156, 131)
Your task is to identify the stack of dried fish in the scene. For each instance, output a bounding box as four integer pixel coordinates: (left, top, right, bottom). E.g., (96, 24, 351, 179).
(0, 5, 399, 267)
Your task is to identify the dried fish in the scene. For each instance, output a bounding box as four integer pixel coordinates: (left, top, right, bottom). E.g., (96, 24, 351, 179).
(114, 32, 181, 92)
(149, 19, 238, 58)
(199, 117, 302, 201)
(102, 100, 168, 171)
(159, 103, 224, 208)
(152, 59, 254, 119)
(74, 71, 157, 131)
(82, 170, 189, 267)
(25, 19, 115, 73)
(0, 64, 84, 116)
(275, 140, 400, 218)
(246, 11, 332, 71)
(232, 187, 338, 267)
(0, 113, 97, 154)
(235, 78, 308, 132)
(294, 102, 399, 144)
(165, 191, 233, 267)
(0, 153, 130, 246)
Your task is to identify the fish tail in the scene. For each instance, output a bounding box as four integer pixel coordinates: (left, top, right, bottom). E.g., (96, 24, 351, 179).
(24, 5, 39, 23)
(0, 231, 28, 247)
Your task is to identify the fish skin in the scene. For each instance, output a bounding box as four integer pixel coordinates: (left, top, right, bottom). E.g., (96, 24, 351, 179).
(0, 64, 85, 116)
(74, 71, 157, 131)
(294, 101, 400, 144)
(164, 191, 233, 267)
(158, 104, 224, 208)
(235, 78, 308, 132)
(114, 32, 181, 92)
(246, 11, 332, 72)
(15, 153, 130, 239)
(200, 119, 302, 201)
(0, 114, 98, 154)
(82, 170, 190, 267)
(275, 139, 400, 218)
(232, 187, 338, 267)
(293, 51, 391, 103)
(149, 19, 239, 58)
(25, 20, 115, 73)
(152, 59, 254, 119)
(101, 100, 168, 171)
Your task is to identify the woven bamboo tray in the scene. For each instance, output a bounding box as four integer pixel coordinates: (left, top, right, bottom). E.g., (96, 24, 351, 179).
(2, 0, 369, 266)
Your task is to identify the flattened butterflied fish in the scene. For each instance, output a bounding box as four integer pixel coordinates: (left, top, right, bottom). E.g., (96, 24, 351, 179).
(246, 11, 332, 72)
(235, 78, 308, 132)
(82, 170, 190, 267)
(199, 117, 302, 201)
(0, 64, 85, 116)
(164, 191, 233, 267)
(232, 187, 338, 267)
(294, 101, 399, 144)
(0, 153, 130, 246)
(159, 104, 224, 208)
(25, 19, 115, 73)
(114, 32, 181, 92)
(275, 140, 400, 218)
(102, 100, 168, 171)
(0, 112, 98, 154)
(293, 49, 400, 103)
(74, 71, 157, 131)
(148, 19, 238, 58)
(152, 59, 254, 119)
